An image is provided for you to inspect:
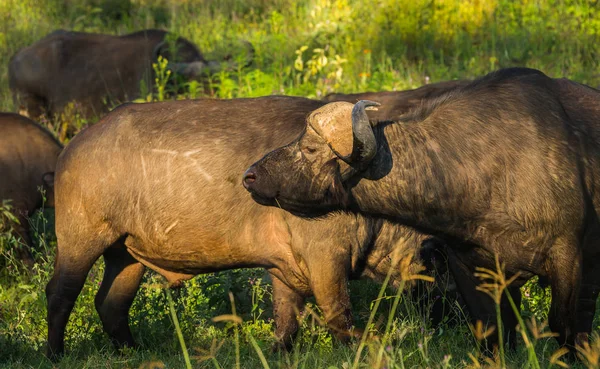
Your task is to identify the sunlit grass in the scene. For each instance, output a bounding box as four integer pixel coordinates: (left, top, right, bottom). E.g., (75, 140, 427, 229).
(1, 0, 599, 112)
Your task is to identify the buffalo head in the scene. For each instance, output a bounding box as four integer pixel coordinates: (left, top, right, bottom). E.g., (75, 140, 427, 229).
(243, 100, 380, 216)
(155, 39, 255, 80)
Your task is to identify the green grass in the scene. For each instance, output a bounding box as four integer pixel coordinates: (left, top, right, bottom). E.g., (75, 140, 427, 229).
(0, 211, 576, 368)
(1, 0, 600, 368)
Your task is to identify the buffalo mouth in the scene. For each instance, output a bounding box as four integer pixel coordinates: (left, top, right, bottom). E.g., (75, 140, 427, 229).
(253, 193, 339, 218)
(246, 180, 342, 217)
(249, 192, 279, 207)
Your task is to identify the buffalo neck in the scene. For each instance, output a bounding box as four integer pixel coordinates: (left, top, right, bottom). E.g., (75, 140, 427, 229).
(349, 108, 502, 239)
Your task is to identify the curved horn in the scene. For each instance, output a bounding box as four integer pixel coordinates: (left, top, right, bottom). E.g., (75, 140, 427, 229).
(347, 100, 381, 165)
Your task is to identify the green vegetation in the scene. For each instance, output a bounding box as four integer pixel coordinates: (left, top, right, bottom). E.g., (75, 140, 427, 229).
(1, 0, 600, 368)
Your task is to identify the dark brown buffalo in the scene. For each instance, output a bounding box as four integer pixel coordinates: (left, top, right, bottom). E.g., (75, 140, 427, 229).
(322, 80, 470, 121)
(45, 96, 456, 359)
(9, 29, 253, 121)
(244, 68, 600, 353)
(0, 113, 61, 266)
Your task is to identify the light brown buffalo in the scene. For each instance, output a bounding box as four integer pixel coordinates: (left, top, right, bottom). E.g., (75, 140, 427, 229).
(46, 96, 456, 359)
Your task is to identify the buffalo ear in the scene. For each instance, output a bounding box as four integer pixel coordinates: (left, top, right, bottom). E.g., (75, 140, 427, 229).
(153, 40, 178, 62)
(42, 172, 55, 189)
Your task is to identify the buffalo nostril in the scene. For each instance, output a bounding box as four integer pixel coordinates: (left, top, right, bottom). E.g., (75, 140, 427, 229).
(243, 171, 257, 189)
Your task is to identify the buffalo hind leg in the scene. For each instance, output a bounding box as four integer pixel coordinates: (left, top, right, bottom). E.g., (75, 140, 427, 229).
(95, 241, 145, 350)
(46, 237, 110, 359)
(574, 226, 600, 348)
(547, 237, 581, 351)
(575, 280, 600, 348)
(270, 273, 304, 351)
(575, 256, 600, 349)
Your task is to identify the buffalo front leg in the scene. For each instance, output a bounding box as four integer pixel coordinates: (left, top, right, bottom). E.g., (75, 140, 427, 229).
(418, 240, 463, 327)
(94, 242, 145, 350)
(270, 273, 305, 351)
(308, 260, 355, 343)
(446, 248, 518, 355)
(500, 285, 521, 349)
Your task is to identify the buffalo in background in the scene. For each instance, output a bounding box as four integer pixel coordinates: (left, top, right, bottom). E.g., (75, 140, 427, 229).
(0, 113, 61, 267)
(9, 29, 254, 121)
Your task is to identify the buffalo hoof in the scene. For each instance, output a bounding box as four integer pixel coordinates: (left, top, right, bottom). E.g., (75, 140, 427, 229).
(46, 347, 63, 363)
(271, 340, 293, 353)
(346, 327, 379, 344)
(116, 342, 141, 356)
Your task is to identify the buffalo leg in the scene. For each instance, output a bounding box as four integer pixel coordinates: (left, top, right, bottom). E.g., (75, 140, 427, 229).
(13, 213, 35, 268)
(446, 248, 518, 355)
(575, 251, 600, 346)
(575, 282, 600, 346)
(500, 285, 521, 350)
(547, 237, 581, 349)
(95, 242, 145, 350)
(270, 273, 304, 351)
(574, 225, 600, 347)
(16, 92, 47, 121)
(419, 241, 462, 327)
(308, 261, 354, 342)
(46, 236, 113, 359)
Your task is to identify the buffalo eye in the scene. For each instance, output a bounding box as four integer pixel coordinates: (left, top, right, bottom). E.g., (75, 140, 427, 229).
(303, 146, 317, 154)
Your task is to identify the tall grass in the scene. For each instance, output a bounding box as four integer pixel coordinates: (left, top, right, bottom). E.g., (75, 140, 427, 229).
(1, 0, 600, 368)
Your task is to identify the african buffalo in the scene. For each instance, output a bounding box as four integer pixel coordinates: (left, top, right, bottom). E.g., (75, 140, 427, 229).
(244, 68, 600, 353)
(0, 113, 61, 266)
(9, 29, 254, 121)
(45, 96, 457, 359)
(323, 80, 470, 121)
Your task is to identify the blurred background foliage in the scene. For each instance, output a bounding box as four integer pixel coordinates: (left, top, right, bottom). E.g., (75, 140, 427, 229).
(0, 0, 598, 111)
